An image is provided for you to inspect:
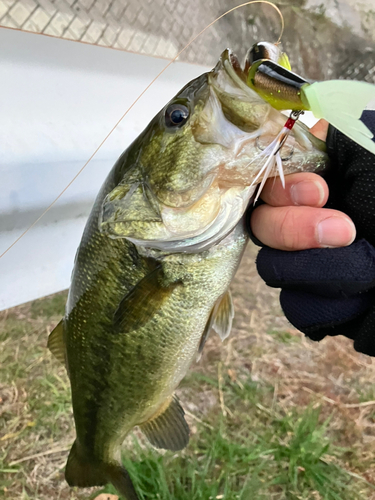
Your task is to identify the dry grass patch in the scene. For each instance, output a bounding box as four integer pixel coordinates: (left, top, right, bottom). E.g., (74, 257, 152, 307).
(1, 243, 375, 499)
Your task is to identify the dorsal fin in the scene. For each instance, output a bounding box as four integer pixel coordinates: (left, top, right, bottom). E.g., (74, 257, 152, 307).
(139, 395, 189, 451)
(47, 319, 66, 366)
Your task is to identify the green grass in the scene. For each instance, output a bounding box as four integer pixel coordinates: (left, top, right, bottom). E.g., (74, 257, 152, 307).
(96, 375, 368, 500)
(29, 292, 66, 319)
(1, 291, 374, 499)
(267, 329, 301, 345)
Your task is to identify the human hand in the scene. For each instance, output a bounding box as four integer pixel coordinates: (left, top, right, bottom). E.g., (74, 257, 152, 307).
(250, 112, 375, 356)
(249, 120, 356, 250)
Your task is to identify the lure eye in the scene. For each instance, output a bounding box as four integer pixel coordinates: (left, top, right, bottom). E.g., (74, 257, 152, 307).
(165, 104, 189, 128)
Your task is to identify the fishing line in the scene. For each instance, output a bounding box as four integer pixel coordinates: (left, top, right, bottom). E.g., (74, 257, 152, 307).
(0, 1, 284, 259)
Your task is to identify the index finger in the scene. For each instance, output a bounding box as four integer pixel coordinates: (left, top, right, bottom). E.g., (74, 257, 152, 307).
(259, 172, 329, 208)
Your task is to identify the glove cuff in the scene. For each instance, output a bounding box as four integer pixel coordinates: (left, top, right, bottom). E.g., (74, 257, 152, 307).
(245, 199, 266, 247)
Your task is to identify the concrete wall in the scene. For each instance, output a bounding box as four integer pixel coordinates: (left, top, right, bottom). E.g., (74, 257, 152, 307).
(0, 28, 209, 310)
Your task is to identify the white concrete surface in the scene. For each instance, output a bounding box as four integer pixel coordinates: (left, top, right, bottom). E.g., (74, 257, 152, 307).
(0, 28, 319, 311)
(0, 28, 209, 310)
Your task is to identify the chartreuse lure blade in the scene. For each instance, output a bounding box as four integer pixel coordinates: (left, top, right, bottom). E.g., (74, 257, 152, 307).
(247, 58, 375, 155)
(302, 80, 375, 155)
(278, 52, 291, 71)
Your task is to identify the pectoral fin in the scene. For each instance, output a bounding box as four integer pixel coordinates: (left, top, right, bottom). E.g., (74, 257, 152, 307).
(114, 266, 179, 333)
(198, 306, 216, 357)
(212, 290, 234, 341)
(197, 290, 235, 359)
(47, 319, 66, 366)
(139, 396, 189, 451)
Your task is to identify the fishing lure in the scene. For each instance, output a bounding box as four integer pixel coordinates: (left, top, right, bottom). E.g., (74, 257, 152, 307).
(246, 42, 375, 156)
(243, 42, 305, 201)
(244, 41, 375, 202)
(250, 109, 303, 203)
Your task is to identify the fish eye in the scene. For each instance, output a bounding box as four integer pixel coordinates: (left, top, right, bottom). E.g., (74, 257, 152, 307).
(165, 103, 189, 128)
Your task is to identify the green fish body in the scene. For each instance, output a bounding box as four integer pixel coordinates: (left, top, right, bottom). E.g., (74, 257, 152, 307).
(48, 48, 328, 499)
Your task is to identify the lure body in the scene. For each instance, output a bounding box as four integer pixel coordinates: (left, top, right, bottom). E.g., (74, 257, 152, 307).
(247, 60, 310, 111)
(247, 43, 375, 155)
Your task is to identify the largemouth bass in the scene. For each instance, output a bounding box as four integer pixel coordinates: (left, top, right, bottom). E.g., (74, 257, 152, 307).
(48, 47, 327, 499)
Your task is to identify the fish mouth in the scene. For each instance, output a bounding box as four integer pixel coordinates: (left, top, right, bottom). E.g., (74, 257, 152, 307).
(207, 48, 278, 140)
(212, 48, 265, 104)
(218, 49, 250, 89)
(211, 48, 327, 153)
(101, 48, 328, 255)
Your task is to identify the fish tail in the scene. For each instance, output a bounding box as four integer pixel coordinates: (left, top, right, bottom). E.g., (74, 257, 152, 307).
(65, 440, 139, 500)
(107, 465, 139, 500)
(65, 441, 107, 487)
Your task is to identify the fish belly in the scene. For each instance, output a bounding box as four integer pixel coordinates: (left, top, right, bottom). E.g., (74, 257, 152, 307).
(68, 221, 247, 462)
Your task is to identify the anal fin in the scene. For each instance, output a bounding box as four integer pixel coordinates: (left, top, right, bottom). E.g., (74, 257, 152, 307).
(139, 396, 189, 451)
(47, 319, 66, 366)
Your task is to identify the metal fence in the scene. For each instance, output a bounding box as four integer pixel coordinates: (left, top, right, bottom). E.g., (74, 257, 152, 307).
(1, 0, 375, 80)
(0, 0, 239, 65)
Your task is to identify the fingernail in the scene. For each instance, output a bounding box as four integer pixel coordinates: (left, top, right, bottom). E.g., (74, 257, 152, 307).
(291, 181, 325, 206)
(317, 217, 356, 247)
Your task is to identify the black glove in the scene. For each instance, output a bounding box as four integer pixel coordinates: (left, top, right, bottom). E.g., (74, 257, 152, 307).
(254, 110, 375, 356)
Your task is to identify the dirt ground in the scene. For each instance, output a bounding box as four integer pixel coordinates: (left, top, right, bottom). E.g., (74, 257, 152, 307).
(1, 242, 375, 499)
